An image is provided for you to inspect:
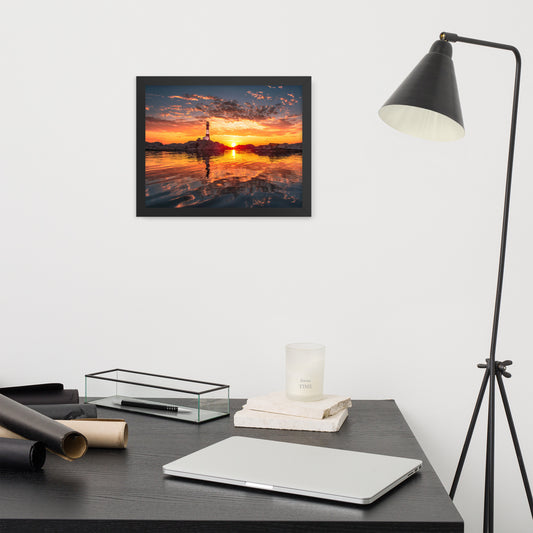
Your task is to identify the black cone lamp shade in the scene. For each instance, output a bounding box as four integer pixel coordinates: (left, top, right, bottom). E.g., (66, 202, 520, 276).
(379, 40, 465, 141)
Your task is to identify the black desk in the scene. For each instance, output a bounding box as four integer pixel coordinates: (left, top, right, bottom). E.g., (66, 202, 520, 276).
(0, 400, 463, 532)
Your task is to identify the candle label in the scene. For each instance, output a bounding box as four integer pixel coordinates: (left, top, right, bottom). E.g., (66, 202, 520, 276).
(286, 373, 319, 397)
(298, 379, 313, 390)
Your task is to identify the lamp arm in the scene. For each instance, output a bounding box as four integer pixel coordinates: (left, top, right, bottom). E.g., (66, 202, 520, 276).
(440, 32, 521, 61)
(440, 31, 522, 533)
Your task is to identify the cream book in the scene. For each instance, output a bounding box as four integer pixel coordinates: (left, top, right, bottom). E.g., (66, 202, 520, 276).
(244, 391, 352, 420)
(234, 408, 348, 432)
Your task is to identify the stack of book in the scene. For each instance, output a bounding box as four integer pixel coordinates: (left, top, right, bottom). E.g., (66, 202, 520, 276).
(234, 391, 351, 432)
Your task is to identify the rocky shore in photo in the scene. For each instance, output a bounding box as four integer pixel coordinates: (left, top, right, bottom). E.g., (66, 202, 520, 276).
(145, 140, 303, 155)
(145, 139, 227, 155)
(236, 143, 302, 154)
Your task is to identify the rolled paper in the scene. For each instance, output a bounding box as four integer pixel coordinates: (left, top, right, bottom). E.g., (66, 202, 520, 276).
(0, 394, 87, 460)
(0, 419, 128, 449)
(58, 419, 128, 449)
(0, 384, 79, 405)
(0, 437, 46, 471)
(27, 403, 98, 420)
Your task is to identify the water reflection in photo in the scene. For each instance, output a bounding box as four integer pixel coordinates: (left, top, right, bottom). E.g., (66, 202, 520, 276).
(145, 151, 303, 209)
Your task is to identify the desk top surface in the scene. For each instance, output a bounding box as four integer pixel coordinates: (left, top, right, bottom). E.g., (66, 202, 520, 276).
(0, 399, 463, 533)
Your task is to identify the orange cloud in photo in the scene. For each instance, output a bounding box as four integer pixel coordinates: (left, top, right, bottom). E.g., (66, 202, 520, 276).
(145, 84, 303, 145)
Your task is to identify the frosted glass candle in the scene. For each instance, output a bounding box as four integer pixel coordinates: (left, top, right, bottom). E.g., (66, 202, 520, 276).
(285, 343, 325, 402)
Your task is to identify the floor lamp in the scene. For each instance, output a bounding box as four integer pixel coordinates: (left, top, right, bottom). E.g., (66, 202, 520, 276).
(378, 32, 533, 533)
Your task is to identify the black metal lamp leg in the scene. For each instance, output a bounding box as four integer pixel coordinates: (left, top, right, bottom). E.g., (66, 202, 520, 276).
(451, 359, 533, 531)
(484, 363, 496, 533)
(450, 366, 490, 499)
(495, 369, 533, 517)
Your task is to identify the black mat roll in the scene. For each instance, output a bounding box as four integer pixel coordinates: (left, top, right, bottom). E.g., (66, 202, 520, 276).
(0, 394, 87, 460)
(27, 403, 97, 420)
(0, 384, 79, 405)
(0, 437, 46, 471)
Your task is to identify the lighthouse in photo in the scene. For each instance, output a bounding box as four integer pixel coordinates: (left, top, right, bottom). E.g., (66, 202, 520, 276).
(203, 121, 210, 141)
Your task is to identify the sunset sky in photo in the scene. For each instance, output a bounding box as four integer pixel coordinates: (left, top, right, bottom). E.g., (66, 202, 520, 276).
(145, 84, 303, 145)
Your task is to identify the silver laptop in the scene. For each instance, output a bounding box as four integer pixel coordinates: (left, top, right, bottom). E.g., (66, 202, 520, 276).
(162, 436, 422, 505)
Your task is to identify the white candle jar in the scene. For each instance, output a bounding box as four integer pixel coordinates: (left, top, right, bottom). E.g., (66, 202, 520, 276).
(285, 343, 325, 401)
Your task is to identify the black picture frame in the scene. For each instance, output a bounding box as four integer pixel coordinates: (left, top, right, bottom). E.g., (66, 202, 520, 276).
(136, 76, 311, 217)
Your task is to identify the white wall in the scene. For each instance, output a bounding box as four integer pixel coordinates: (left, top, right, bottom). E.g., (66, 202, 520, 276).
(1, 0, 532, 530)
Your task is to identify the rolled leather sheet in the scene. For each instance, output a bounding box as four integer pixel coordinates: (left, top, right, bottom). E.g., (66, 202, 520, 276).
(27, 403, 98, 420)
(0, 394, 87, 460)
(58, 419, 128, 449)
(0, 383, 79, 405)
(0, 437, 46, 471)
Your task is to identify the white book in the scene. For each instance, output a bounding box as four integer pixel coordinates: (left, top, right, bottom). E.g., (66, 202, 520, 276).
(244, 391, 352, 420)
(234, 407, 348, 432)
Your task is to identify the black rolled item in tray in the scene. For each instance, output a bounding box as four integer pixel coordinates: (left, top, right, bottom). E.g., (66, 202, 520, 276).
(0, 394, 87, 460)
(27, 403, 98, 420)
(0, 383, 79, 405)
(0, 437, 46, 471)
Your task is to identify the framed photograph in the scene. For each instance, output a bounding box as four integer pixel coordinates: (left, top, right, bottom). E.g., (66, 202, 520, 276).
(137, 76, 311, 217)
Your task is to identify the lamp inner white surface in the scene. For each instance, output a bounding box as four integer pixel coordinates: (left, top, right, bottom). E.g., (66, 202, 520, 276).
(379, 104, 465, 142)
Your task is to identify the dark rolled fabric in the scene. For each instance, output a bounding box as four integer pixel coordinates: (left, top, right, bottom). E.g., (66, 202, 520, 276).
(0, 383, 63, 393)
(0, 437, 46, 471)
(0, 384, 79, 405)
(0, 394, 87, 460)
(27, 403, 98, 420)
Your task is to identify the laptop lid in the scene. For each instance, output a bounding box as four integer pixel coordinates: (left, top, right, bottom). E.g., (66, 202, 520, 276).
(162, 436, 422, 505)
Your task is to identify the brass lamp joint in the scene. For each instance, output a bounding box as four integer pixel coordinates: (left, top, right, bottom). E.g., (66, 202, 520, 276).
(440, 32, 458, 42)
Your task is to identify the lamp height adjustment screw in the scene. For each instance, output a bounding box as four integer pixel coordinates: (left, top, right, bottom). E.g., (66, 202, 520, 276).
(497, 360, 513, 378)
(477, 358, 490, 369)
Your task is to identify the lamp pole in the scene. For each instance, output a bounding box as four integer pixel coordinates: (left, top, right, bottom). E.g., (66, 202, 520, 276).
(439, 32, 531, 533)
